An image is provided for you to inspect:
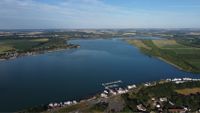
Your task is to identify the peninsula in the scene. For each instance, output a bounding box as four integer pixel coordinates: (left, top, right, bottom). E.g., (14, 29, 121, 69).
(0, 32, 80, 60)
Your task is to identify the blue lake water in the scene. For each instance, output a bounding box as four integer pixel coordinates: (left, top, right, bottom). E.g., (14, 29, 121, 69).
(0, 38, 199, 111)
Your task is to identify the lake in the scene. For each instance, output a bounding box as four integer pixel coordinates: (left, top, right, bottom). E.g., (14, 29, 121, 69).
(0, 38, 199, 111)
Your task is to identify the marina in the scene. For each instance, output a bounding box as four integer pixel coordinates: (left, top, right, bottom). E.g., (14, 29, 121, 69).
(102, 80, 123, 89)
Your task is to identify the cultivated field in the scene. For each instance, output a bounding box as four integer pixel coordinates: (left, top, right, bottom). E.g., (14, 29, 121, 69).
(152, 40, 187, 48)
(176, 88, 200, 95)
(128, 39, 200, 73)
(127, 40, 151, 50)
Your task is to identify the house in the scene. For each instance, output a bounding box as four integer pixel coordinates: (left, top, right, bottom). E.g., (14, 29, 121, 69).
(64, 101, 72, 105)
(127, 84, 136, 89)
(183, 78, 192, 81)
(175, 81, 184, 84)
(104, 90, 109, 94)
(109, 89, 117, 95)
(101, 93, 108, 98)
(72, 100, 77, 104)
(144, 83, 151, 87)
(117, 88, 128, 94)
(151, 97, 155, 101)
(172, 78, 182, 82)
(48, 103, 54, 107)
(137, 104, 147, 111)
(160, 97, 167, 102)
(53, 103, 58, 107)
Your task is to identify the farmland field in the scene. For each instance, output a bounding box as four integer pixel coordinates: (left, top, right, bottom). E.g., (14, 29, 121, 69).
(0, 39, 49, 53)
(128, 39, 200, 73)
(152, 40, 187, 48)
(175, 88, 200, 95)
(127, 40, 151, 50)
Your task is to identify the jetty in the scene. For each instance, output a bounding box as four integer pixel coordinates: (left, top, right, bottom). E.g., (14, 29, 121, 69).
(102, 80, 122, 89)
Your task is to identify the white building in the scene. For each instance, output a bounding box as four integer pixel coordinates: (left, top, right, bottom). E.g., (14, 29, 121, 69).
(127, 84, 136, 89)
(48, 103, 54, 107)
(117, 88, 128, 94)
(160, 97, 167, 102)
(109, 89, 117, 95)
(64, 101, 72, 105)
(101, 93, 108, 98)
(72, 100, 77, 104)
(104, 90, 109, 94)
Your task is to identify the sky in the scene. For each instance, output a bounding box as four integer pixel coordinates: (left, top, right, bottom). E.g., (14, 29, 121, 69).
(0, 0, 200, 29)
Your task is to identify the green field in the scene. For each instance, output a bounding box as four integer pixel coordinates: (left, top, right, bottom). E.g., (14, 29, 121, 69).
(0, 38, 49, 53)
(128, 39, 200, 73)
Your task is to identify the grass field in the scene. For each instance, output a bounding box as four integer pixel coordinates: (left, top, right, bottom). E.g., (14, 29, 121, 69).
(175, 88, 200, 95)
(127, 39, 200, 73)
(31, 38, 49, 42)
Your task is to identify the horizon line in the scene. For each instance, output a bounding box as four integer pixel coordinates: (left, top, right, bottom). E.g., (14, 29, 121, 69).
(1, 27, 200, 31)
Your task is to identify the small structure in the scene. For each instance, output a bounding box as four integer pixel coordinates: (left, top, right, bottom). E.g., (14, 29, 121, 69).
(72, 100, 77, 104)
(183, 78, 192, 81)
(169, 101, 175, 106)
(175, 81, 185, 84)
(172, 78, 182, 82)
(160, 97, 167, 102)
(54, 103, 58, 107)
(109, 89, 117, 95)
(104, 90, 109, 94)
(101, 93, 108, 98)
(48, 103, 54, 108)
(151, 97, 155, 101)
(117, 88, 128, 94)
(156, 104, 161, 108)
(144, 83, 151, 87)
(137, 104, 147, 112)
(64, 101, 72, 105)
(127, 84, 136, 89)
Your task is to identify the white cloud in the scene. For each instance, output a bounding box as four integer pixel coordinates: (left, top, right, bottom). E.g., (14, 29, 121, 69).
(0, 0, 200, 29)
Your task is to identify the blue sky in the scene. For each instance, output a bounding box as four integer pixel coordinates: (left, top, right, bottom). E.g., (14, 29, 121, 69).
(0, 0, 200, 29)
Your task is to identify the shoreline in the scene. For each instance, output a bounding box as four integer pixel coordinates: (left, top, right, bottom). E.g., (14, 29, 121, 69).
(0, 44, 80, 61)
(22, 77, 200, 112)
(157, 57, 183, 71)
